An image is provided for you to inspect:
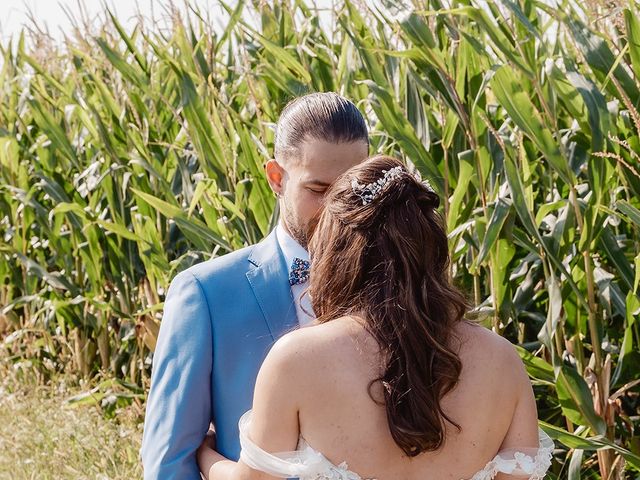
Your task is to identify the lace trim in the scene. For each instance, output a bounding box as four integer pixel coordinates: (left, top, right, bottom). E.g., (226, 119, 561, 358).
(467, 428, 554, 480)
(239, 411, 367, 479)
(239, 410, 553, 480)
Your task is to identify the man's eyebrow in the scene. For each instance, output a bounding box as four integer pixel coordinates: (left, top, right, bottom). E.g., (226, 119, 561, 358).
(301, 180, 331, 187)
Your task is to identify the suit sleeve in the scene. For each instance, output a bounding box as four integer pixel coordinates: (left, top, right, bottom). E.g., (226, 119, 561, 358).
(141, 270, 213, 479)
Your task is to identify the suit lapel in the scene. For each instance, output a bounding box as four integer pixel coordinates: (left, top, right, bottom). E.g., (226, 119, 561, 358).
(246, 230, 298, 341)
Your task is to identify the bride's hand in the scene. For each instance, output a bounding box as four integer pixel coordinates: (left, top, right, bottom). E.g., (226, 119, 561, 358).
(200, 429, 216, 451)
(197, 430, 218, 478)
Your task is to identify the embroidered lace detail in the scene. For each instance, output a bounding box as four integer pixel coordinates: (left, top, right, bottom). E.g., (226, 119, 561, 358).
(467, 428, 554, 480)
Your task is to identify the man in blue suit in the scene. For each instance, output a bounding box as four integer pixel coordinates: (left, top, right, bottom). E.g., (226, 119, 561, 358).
(141, 92, 370, 479)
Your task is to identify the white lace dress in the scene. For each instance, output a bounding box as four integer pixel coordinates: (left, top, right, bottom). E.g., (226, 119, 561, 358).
(238, 410, 554, 480)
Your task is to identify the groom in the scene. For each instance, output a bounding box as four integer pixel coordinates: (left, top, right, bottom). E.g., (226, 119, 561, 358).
(140, 92, 370, 479)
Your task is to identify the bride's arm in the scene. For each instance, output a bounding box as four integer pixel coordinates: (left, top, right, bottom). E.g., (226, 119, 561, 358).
(198, 332, 305, 480)
(197, 443, 236, 479)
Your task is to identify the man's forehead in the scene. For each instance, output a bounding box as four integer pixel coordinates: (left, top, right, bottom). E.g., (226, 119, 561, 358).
(295, 139, 368, 170)
(302, 138, 366, 156)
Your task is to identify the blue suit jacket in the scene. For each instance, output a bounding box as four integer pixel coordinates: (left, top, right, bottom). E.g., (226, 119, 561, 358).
(141, 230, 298, 479)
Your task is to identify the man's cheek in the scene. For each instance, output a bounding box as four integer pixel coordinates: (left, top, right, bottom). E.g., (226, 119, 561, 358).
(310, 195, 325, 213)
(299, 199, 319, 225)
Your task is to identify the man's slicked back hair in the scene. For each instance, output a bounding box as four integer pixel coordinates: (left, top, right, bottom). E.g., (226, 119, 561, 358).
(274, 92, 369, 160)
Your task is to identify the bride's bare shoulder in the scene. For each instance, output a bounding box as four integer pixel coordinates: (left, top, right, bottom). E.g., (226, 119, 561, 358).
(266, 317, 372, 370)
(257, 318, 365, 394)
(455, 321, 529, 384)
(271, 316, 366, 356)
(272, 319, 523, 367)
(456, 320, 513, 350)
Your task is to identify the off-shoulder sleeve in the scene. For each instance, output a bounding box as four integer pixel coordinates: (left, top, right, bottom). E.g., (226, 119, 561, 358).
(238, 410, 335, 479)
(470, 428, 554, 480)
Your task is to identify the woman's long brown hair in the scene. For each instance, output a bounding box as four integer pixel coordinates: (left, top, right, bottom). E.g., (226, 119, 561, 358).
(307, 155, 468, 457)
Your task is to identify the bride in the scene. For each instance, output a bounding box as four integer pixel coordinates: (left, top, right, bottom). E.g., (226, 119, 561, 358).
(196, 155, 553, 480)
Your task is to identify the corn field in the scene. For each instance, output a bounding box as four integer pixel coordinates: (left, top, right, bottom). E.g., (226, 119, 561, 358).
(1, 0, 639, 477)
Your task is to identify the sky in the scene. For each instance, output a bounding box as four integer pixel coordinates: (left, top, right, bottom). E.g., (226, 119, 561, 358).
(0, 0, 567, 53)
(0, 0, 236, 43)
(0, 0, 344, 44)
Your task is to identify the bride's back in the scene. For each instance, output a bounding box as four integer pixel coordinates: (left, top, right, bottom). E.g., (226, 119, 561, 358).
(266, 155, 543, 480)
(288, 316, 537, 480)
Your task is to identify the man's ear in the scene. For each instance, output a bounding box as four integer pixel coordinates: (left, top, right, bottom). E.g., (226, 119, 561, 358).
(265, 159, 285, 196)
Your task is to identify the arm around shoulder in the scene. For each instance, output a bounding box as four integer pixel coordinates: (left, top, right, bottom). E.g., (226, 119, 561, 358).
(141, 269, 214, 480)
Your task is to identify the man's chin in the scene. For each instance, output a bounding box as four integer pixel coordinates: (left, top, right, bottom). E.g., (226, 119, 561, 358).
(289, 226, 308, 249)
(281, 218, 308, 248)
(292, 232, 308, 249)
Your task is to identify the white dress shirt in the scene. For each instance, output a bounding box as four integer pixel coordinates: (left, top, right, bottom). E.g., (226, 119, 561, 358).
(276, 224, 315, 327)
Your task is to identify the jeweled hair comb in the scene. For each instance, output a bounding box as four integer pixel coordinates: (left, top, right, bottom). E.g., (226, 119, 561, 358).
(351, 166, 435, 205)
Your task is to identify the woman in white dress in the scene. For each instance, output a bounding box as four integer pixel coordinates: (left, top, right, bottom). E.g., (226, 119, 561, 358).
(197, 155, 554, 480)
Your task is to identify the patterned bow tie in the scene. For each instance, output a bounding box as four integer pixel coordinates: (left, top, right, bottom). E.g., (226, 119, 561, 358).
(289, 257, 311, 286)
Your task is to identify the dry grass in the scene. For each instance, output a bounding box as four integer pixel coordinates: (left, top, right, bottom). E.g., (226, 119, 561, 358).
(0, 365, 143, 480)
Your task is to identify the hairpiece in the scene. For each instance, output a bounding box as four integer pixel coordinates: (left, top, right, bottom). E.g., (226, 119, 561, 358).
(351, 166, 435, 205)
(412, 169, 436, 195)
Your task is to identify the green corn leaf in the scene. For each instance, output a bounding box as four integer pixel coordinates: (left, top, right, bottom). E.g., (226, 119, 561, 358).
(472, 197, 512, 270)
(516, 345, 555, 384)
(491, 65, 574, 185)
(568, 448, 583, 480)
(556, 365, 607, 435)
(541, 421, 640, 468)
(95, 219, 145, 243)
(616, 201, 640, 227)
(95, 38, 149, 89)
(625, 9, 640, 84)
